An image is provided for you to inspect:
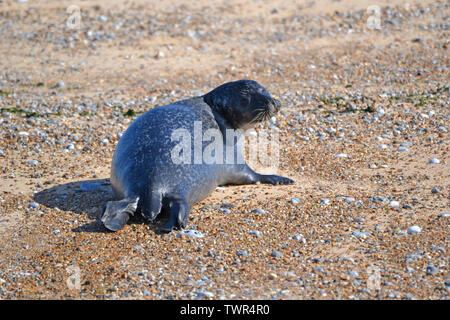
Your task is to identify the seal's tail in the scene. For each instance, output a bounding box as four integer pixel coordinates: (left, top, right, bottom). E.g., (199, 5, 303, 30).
(101, 196, 139, 231)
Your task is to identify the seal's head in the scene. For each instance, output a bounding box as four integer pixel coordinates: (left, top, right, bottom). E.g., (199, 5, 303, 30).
(204, 79, 281, 130)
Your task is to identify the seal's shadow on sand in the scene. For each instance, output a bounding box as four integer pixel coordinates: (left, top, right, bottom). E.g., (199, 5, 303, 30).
(33, 179, 164, 234)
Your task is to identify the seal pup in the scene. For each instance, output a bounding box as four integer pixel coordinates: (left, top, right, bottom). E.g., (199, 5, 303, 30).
(101, 80, 294, 232)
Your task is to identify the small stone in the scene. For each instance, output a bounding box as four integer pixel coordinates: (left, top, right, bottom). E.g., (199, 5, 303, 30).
(319, 198, 330, 205)
(100, 138, 109, 144)
(397, 147, 408, 152)
(405, 293, 415, 300)
(431, 187, 441, 194)
(389, 200, 400, 208)
(348, 270, 359, 277)
(334, 153, 348, 158)
(428, 158, 440, 164)
(426, 265, 438, 275)
(195, 290, 214, 299)
(372, 196, 388, 202)
(28, 160, 39, 165)
(236, 250, 248, 256)
(270, 250, 283, 258)
(407, 226, 421, 234)
(177, 230, 204, 238)
(439, 212, 450, 218)
(338, 196, 355, 203)
(313, 267, 324, 273)
(283, 272, 297, 280)
(290, 198, 300, 204)
(352, 231, 370, 239)
(252, 208, 265, 214)
(29, 202, 39, 209)
(400, 142, 413, 147)
(248, 230, 261, 237)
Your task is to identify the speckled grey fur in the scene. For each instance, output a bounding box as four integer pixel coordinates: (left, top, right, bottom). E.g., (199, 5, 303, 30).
(101, 80, 294, 232)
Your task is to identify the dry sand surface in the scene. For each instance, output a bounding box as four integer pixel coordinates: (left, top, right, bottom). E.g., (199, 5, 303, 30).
(0, 0, 448, 299)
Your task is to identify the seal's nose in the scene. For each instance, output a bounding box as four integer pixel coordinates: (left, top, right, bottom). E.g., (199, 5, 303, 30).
(269, 98, 281, 113)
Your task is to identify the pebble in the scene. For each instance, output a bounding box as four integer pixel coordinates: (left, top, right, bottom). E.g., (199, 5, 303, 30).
(236, 250, 248, 256)
(396, 147, 408, 152)
(248, 230, 261, 237)
(400, 142, 413, 147)
(28, 202, 39, 209)
(439, 212, 450, 218)
(372, 196, 388, 202)
(195, 291, 214, 299)
(334, 153, 348, 158)
(425, 266, 438, 275)
(27, 160, 39, 165)
(352, 231, 370, 239)
(319, 198, 330, 205)
(338, 196, 355, 203)
(431, 187, 440, 194)
(313, 267, 324, 273)
(389, 200, 400, 208)
(252, 208, 265, 214)
(219, 208, 231, 214)
(428, 158, 440, 164)
(348, 270, 359, 277)
(290, 198, 300, 204)
(407, 226, 421, 234)
(270, 250, 283, 258)
(177, 230, 204, 238)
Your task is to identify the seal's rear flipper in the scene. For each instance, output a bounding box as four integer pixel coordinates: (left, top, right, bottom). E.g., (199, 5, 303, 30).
(141, 192, 162, 222)
(160, 195, 189, 233)
(101, 197, 139, 231)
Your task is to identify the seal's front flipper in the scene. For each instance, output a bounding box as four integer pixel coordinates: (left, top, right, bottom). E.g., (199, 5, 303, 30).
(258, 174, 294, 185)
(101, 197, 139, 231)
(160, 195, 189, 233)
(225, 164, 294, 186)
